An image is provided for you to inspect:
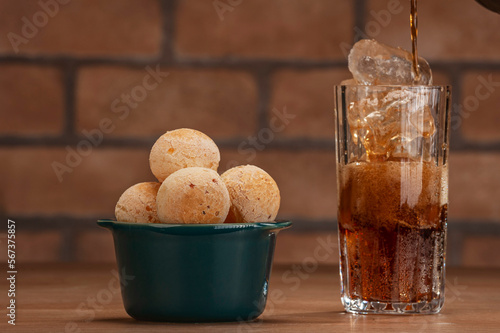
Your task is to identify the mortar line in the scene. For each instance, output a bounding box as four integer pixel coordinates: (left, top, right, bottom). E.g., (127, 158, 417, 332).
(1, 55, 499, 70)
(354, 0, 367, 43)
(449, 66, 466, 150)
(255, 67, 273, 132)
(159, 0, 177, 63)
(1, 136, 500, 151)
(7, 215, 500, 232)
(60, 225, 76, 262)
(62, 61, 77, 138)
(447, 228, 464, 267)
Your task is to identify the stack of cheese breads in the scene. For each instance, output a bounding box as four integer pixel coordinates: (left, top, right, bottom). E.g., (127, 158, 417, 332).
(115, 129, 280, 224)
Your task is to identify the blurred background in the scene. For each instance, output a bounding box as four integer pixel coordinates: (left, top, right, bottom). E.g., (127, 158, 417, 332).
(0, 0, 499, 267)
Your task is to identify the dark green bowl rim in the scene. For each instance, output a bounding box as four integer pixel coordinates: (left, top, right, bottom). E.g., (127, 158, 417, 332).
(97, 219, 292, 235)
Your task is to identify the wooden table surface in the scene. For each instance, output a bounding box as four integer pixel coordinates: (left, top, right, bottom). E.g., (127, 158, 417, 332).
(1, 263, 500, 332)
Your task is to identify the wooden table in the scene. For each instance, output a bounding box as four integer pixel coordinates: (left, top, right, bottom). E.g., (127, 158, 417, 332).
(2, 264, 500, 332)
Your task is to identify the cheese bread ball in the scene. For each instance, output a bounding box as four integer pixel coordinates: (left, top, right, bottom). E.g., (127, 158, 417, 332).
(149, 128, 220, 182)
(115, 182, 161, 224)
(157, 167, 230, 224)
(221, 165, 280, 223)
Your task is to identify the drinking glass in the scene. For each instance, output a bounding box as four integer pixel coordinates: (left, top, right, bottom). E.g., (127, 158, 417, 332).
(334, 85, 451, 314)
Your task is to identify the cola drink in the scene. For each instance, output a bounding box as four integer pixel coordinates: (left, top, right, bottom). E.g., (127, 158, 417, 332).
(337, 160, 447, 310)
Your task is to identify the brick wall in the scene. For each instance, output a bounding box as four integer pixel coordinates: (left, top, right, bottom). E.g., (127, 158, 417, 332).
(0, 0, 499, 266)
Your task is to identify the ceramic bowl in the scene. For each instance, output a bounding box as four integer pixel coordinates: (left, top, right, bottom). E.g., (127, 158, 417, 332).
(97, 219, 291, 322)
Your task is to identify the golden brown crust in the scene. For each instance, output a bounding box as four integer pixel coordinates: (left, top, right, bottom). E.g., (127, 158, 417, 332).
(221, 165, 280, 223)
(156, 167, 230, 224)
(115, 182, 162, 224)
(149, 128, 220, 182)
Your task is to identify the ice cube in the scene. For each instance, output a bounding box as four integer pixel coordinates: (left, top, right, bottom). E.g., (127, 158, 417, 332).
(347, 90, 404, 159)
(365, 110, 401, 152)
(409, 106, 436, 138)
(348, 39, 432, 86)
(388, 135, 412, 159)
(389, 136, 432, 161)
(346, 87, 437, 161)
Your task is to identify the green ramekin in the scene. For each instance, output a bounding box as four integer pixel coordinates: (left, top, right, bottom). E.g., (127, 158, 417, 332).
(97, 219, 292, 322)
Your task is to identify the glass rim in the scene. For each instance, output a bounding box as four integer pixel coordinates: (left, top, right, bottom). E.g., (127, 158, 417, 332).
(335, 84, 452, 90)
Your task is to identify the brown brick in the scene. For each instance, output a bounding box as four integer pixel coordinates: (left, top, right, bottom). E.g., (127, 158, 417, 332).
(270, 69, 350, 139)
(366, 0, 500, 60)
(176, 0, 354, 60)
(75, 230, 115, 262)
(459, 71, 500, 142)
(0, 0, 161, 56)
(449, 153, 500, 221)
(220, 150, 337, 220)
(76, 67, 257, 139)
(463, 237, 500, 267)
(0, 147, 154, 216)
(0, 231, 62, 262)
(274, 232, 338, 265)
(0, 64, 64, 135)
